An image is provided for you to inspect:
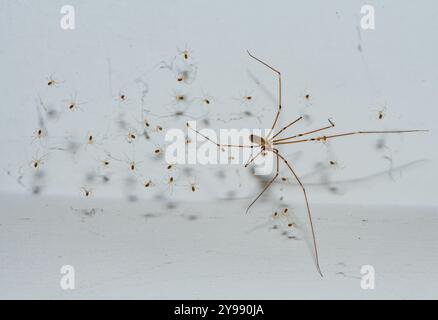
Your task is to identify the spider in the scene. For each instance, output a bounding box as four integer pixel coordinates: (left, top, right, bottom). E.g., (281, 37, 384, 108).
(31, 127, 47, 144)
(30, 153, 48, 169)
(115, 90, 129, 104)
(178, 46, 194, 61)
(64, 93, 85, 112)
(143, 179, 155, 188)
(199, 92, 214, 106)
(165, 175, 176, 194)
(81, 187, 93, 197)
(233, 91, 255, 107)
(46, 74, 63, 87)
(187, 50, 428, 276)
(186, 175, 200, 193)
(124, 128, 138, 144)
(376, 106, 387, 120)
(176, 68, 197, 84)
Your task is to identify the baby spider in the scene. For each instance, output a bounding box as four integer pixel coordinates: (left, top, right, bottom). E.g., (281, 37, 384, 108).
(46, 74, 63, 87)
(35, 128, 44, 138)
(143, 179, 156, 188)
(86, 133, 94, 145)
(178, 46, 194, 61)
(280, 176, 292, 184)
(94, 153, 111, 168)
(370, 103, 389, 121)
(81, 187, 93, 197)
(82, 131, 108, 149)
(299, 88, 314, 106)
(377, 107, 386, 120)
(165, 175, 177, 194)
(185, 135, 193, 145)
(328, 157, 345, 170)
(129, 161, 137, 171)
(125, 128, 138, 144)
(233, 92, 254, 107)
(153, 147, 162, 156)
(64, 93, 85, 112)
(155, 125, 164, 133)
(30, 152, 48, 169)
(176, 68, 197, 84)
(190, 181, 199, 192)
(143, 118, 151, 128)
(187, 176, 199, 193)
(173, 92, 188, 105)
(117, 91, 128, 102)
(101, 159, 110, 167)
(201, 97, 211, 106)
(31, 127, 47, 144)
(198, 91, 216, 108)
(187, 50, 428, 276)
(166, 163, 178, 172)
(147, 139, 165, 158)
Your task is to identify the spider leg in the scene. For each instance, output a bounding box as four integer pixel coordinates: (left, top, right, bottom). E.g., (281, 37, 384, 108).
(276, 152, 323, 277)
(247, 51, 282, 139)
(274, 118, 335, 143)
(186, 122, 254, 149)
(272, 116, 303, 139)
(274, 129, 428, 146)
(245, 150, 279, 214)
(244, 149, 264, 167)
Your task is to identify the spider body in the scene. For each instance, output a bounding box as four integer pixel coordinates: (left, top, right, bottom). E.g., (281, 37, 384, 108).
(249, 134, 272, 151)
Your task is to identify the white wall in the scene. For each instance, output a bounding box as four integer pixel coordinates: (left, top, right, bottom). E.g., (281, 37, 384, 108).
(0, 0, 436, 205)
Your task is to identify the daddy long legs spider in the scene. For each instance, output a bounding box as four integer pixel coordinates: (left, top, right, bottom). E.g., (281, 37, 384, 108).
(186, 50, 428, 277)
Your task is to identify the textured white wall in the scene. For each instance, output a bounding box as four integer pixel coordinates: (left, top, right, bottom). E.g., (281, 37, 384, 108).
(0, 0, 436, 205)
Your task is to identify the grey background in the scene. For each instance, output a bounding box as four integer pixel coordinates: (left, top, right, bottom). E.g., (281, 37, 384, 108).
(0, 0, 436, 205)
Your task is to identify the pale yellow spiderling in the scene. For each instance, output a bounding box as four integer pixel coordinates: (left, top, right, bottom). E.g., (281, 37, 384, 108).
(86, 134, 94, 145)
(129, 161, 137, 171)
(178, 46, 193, 61)
(81, 187, 93, 197)
(166, 163, 178, 172)
(174, 94, 186, 103)
(125, 128, 138, 144)
(117, 91, 128, 103)
(32, 128, 47, 143)
(144, 179, 155, 188)
(101, 159, 110, 167)
(30, 153, 48, 169)
(377, 109, 385, 120)
(46, 74, 62, 87)
(190, 182, 198, 192)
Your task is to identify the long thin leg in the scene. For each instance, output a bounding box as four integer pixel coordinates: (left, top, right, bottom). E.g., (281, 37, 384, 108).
(186, 122, 255, 149)
(245, 151, 279, 214)
(245, 149, 264, 167)
(274, 129, 428, 146)
(247, 51, 282, 139)
(274, 119, 335, 143)
(276, 152, 323, 277)
(272, 116, 303, 139)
